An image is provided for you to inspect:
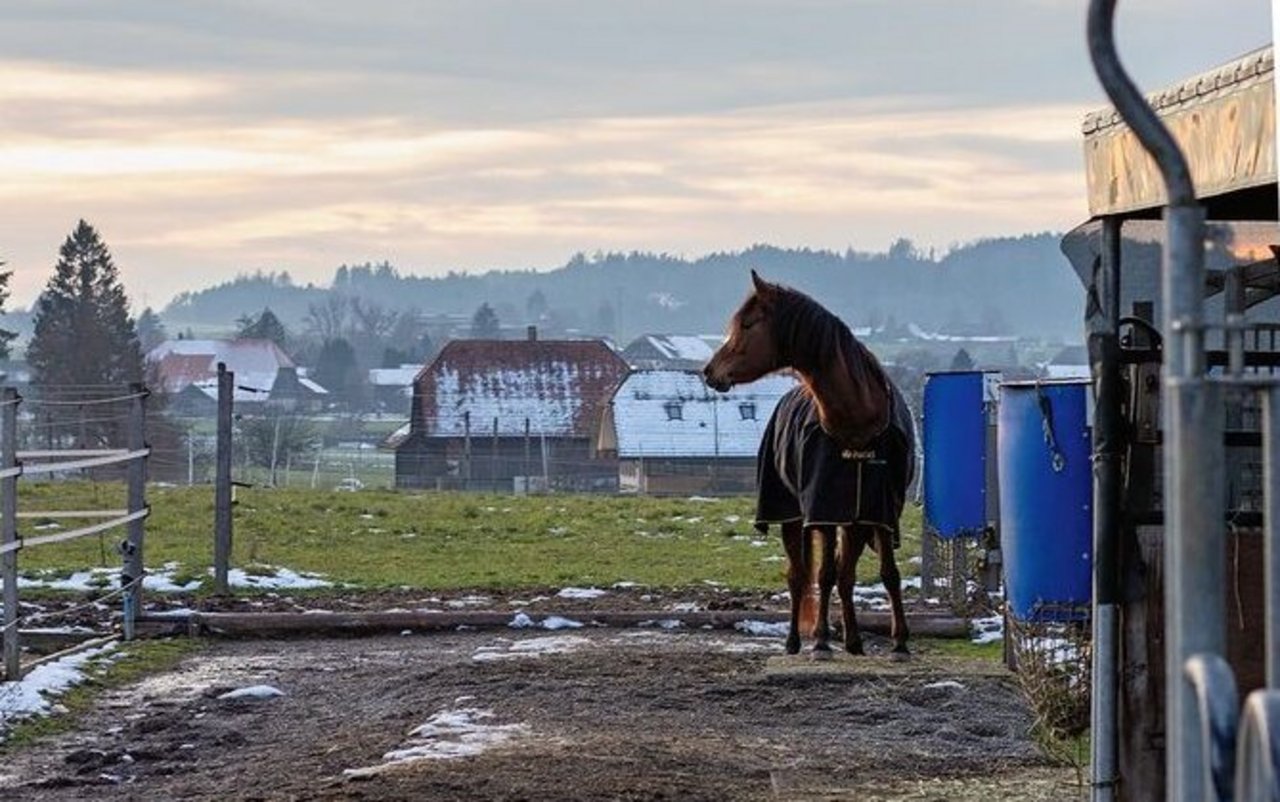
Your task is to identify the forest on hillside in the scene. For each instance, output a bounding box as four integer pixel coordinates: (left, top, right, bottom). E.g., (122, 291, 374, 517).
(156, 234, 1085, 345)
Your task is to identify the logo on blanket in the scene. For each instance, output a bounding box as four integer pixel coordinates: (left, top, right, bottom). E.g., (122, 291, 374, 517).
(840, 448, 876, 460)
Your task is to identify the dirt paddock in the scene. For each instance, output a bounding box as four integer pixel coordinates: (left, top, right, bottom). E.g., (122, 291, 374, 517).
(0, 623, 1082, 802)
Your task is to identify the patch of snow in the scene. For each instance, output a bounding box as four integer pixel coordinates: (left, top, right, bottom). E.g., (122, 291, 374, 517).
(556, 587, 606, 600)
(223, 567, 331, 590)
(638, 619, 684, 630)
(472, 635, 590, 662)
(970, 615, 1004, 645)
(611, 581, 641, 589)
(0, 643, 120, 737)
(344, 707, 530, 777)
(217, 685, 285, 700)
(687, 496, 719, 502)
(734, 620, 789, 638)
(445, 595, 491, 608)
(507, 613, 535, 629)
(667, 602, 702, 613)
(923, 680, 966, 691)
(723, 515, 741, 524)
(539, 616, 583, 631)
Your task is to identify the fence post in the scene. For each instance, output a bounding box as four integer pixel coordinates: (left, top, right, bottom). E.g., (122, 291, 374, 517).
(2, 388, 19, 680)
(214, 363, 233, 595)
(122, 383, 148, 641)
(462, 411, 472, 490)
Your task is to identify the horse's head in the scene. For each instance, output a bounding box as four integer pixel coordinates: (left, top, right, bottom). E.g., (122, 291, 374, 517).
(703, 270, 784, 392)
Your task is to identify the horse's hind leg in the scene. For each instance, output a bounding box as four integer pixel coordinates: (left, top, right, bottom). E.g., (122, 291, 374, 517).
(836, 526, 866, 655)
(781, 521, 804, 655)
(874, 528, 911, 659)
(812, 525, 837, 656)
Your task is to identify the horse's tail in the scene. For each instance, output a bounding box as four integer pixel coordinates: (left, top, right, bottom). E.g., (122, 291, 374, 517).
(797, 528, 820, 638)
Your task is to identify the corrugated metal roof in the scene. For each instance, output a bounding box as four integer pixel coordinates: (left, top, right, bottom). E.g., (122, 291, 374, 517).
(1082, 47, 1276, 216)
(414, 339, 629, 438)
(609, 370, 796, 458)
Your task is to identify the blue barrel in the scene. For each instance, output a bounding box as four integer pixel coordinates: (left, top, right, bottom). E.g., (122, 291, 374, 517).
(923, 371, 988, 539)
(998, 379, 1093, 621)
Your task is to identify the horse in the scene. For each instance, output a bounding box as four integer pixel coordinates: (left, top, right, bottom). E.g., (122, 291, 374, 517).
(703, 270, 916, 659)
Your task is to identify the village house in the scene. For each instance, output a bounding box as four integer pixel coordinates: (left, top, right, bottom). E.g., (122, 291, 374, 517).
(147, 339, 328, 415)
(393, 331, 629, 491)
(620, 334, 723, 370)
(597, 370, 796, 495)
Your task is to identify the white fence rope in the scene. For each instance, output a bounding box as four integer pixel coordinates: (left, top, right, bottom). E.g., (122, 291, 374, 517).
(15, 509, 129, 520)
(17, 448, 150, 476)
(0, 508, 149, 555)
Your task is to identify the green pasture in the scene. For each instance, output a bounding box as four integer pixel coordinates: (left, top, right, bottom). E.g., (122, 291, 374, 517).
(11, 482, 924, 592)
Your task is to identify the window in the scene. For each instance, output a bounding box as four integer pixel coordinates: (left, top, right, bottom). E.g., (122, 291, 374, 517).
(663, 400, 683, 421)
(739, 402, 757, 421)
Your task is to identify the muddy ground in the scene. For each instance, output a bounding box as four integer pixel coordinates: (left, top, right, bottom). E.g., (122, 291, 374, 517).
(0, 622, 1082, 801)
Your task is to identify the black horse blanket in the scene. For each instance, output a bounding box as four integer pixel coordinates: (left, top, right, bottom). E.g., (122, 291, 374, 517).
(755, 383, 916, 548)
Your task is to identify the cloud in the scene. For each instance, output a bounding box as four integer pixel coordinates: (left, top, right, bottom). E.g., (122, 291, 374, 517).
(0, 0, 1268, 307)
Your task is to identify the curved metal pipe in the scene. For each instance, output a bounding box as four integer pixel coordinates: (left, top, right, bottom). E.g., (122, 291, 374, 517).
(1087, 5, 1218, 802)
(1086, 0, 1196, 207)
(1185, 653, 1240, 801)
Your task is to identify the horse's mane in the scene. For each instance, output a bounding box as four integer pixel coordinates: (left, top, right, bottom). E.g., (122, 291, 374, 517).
(770, 286, 882, 379)
(770, 285, 891, 442)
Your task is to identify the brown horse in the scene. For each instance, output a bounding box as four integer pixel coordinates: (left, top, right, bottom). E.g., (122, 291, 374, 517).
(704, 271, 915, 658)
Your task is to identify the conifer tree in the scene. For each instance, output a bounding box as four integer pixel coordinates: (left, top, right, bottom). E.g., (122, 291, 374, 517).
(28, 220, 142, 389)
(0, 261, 16, 360)
(236, 307, 289, 348)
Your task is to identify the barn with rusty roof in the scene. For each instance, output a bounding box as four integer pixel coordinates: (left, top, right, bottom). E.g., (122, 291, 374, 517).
(394, 332, 629, 490)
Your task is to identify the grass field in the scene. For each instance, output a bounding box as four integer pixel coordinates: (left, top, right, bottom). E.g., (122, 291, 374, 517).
(12, 482, 925, 592)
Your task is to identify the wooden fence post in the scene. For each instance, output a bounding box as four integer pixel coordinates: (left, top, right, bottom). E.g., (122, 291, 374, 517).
(122, 383, 148, 641)
(2, 388, 19, 680)
(214, 363, 233, 595)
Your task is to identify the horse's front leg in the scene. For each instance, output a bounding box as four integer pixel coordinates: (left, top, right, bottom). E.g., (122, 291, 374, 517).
(780, 521, 804, 655)
(875, 528, 911, 660)
(836, 526, 867, 655)
(812, 525, 837, 657)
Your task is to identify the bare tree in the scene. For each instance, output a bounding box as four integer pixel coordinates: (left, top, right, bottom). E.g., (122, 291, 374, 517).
(305, 295, 350, 341)
(350, 298, 398, 341)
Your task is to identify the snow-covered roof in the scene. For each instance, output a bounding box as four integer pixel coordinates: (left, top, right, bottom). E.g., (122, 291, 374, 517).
(147, 339, 294, 393)
(621, 334, 723, 368)
(413, 339, 628, 438)
(608, 370, 796, 458)
(369, 365, 423, 387)
(905, 323, 1017, 344)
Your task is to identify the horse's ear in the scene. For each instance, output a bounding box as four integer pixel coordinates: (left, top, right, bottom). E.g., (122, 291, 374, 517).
(750, 269, 775, 299)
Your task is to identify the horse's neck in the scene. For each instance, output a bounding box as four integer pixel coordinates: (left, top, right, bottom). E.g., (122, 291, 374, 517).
(796, 336, 890, 448)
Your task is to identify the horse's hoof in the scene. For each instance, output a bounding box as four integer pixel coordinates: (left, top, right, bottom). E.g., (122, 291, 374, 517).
(845, 641, 864, 656)
(889, 649, 911, 663)
(784, 637, 801, 656)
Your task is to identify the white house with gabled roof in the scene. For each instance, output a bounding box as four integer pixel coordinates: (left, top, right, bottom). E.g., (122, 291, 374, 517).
(597, 369, 796, 494)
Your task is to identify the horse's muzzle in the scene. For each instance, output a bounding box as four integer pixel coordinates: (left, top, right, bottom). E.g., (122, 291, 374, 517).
(702, 364, 731, 392)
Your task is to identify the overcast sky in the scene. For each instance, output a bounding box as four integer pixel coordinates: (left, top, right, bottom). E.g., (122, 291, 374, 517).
(0, 0, 1271, 309)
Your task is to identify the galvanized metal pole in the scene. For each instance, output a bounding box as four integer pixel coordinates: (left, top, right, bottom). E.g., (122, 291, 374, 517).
(122, 383, 148, 641)
(1087, 4, 1221, 800)
(1090, 216, 1123, 802)
(1265, 386, 1280, 689)
(1, 388, 19, 680)
(213, 363, 233, 595)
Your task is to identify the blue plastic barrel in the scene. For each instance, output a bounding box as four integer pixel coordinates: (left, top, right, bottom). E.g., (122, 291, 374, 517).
(998, 379, 1093, 621)
(923, 371, 988, 539)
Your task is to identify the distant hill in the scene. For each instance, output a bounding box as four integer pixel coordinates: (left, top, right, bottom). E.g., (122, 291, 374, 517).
(160, 234, 1084, 343)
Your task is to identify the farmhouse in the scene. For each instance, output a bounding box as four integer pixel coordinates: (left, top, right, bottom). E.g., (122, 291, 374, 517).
(597, 370, 796, 495)
(147, 339, 328, 414)
(620, 334, 722, 370)
(394, 333, 629, 491)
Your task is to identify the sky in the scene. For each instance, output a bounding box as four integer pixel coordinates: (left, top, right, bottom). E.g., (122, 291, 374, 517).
(0, 0, 1272, 310)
